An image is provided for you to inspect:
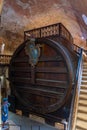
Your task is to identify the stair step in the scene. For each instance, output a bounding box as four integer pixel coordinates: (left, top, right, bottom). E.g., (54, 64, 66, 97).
(82, 68, 87, 72)
(83, 71, 87, 74)
(77, 112, 87, 121)
(76, 125, 87, 130)
(81, 81, 87, 85)
(82, 67, 87, 72)
(79, 100, 87, 106)
(83, 63, 87, 65)
(80, 89, 87, 94)
(76, 119, 87, 130)
(78, 106, 87, 113)
(83, 68, 87, 71)
(79, 94, 87, 100)
(80, 89, 87, 92)
(75, 61, 87, 130)
(83, 65, 87, 68)
(76, 128, 84, 130)
(82, 72, 87, 76)
(80, 85, 87, 89)
(83, 66, 87, 68)
(83, 62, 87, 66)
(82, 76, 87, 80)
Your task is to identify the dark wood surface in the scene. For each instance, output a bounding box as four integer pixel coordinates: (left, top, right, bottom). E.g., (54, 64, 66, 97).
(9, 37, 78, 114)
(9, 23, 79, 119)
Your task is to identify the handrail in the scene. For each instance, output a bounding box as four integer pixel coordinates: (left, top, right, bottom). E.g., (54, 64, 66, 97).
(67, 48, 83, 130)
(24, 23, 73, 44)
(24, 22, 83, 56)
(75, 49, 83, 82)
(73, 44, 82, 55)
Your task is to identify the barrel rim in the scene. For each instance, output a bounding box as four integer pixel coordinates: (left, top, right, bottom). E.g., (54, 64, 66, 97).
(9, 37, 74, 113)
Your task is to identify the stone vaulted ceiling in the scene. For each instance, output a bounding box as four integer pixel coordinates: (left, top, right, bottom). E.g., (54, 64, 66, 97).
(0, 0, 87, 54)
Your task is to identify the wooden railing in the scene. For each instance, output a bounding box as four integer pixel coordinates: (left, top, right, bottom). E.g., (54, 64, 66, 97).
(24, 23, 73, 44)
(0, 54, 12, 65)
(73, 44, 82, 54)
(68, 48, 83, 130)
(24, 23, 83, 55)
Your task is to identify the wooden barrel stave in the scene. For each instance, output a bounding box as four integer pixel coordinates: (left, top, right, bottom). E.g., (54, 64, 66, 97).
(9, 37, 77, 113)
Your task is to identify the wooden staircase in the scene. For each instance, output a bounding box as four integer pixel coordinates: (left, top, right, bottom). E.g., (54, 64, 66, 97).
(75, 61, 87, 130)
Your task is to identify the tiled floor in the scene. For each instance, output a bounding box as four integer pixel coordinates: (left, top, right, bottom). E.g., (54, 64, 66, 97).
(7, 112, 58, 130)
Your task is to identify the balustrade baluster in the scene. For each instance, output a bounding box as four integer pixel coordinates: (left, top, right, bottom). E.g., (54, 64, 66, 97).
(0, 54, 12, 65)
(24, 23, 73, 44)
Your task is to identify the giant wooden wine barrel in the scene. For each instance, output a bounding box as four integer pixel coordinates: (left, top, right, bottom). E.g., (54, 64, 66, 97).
(9, 37, 76, 114)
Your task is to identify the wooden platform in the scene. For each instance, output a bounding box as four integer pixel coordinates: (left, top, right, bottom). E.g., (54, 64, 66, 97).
(7, 112, 58, 130)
